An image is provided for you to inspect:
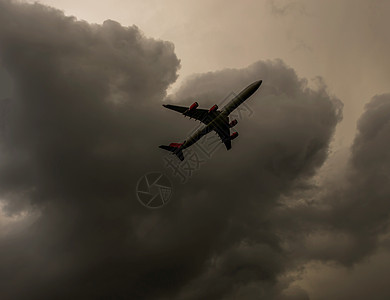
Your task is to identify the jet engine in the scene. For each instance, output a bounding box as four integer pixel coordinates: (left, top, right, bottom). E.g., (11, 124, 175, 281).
(189, 102, 199, 110)
(209, 104, 218, 112)
(229, 119, 238, 127)
(230, 132, 239, 140)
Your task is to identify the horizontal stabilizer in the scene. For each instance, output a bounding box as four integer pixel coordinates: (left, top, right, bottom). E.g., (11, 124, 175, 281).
(159, 143, 185, 161)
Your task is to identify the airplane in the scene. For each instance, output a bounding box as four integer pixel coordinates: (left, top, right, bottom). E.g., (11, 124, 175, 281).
(159, 80, 262, 161)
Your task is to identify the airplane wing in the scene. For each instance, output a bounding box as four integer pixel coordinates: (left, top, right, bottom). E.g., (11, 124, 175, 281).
(213, 118, 232, 150)
(163, 104, 217, 124)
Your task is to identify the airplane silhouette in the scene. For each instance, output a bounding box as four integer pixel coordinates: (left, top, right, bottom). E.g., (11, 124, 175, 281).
(159, 80, 262, 161)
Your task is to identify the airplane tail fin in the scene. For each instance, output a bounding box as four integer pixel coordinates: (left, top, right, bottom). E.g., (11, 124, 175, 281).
(159, 143, 185, 161)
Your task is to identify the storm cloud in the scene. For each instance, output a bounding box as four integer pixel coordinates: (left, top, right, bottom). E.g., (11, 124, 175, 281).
(272, 93, 390, 268)
(3, 0, 389, 299)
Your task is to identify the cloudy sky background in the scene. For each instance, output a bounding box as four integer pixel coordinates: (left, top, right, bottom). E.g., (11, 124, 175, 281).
(1, 0, 390, 299)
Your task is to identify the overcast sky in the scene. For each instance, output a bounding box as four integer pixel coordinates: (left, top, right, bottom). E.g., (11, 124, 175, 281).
(1, 0, 390, 299)
(22, 0, 390, 146)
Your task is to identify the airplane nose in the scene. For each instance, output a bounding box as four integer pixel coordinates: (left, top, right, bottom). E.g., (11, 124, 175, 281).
(253, 80, 262, 89)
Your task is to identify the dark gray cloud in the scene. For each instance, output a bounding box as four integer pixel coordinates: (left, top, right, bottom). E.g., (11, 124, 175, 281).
(270, 93, 390, 299)
(0, 1, 350, 299)
(161, 61, 341, 299)
(334, 94, 390, 257)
